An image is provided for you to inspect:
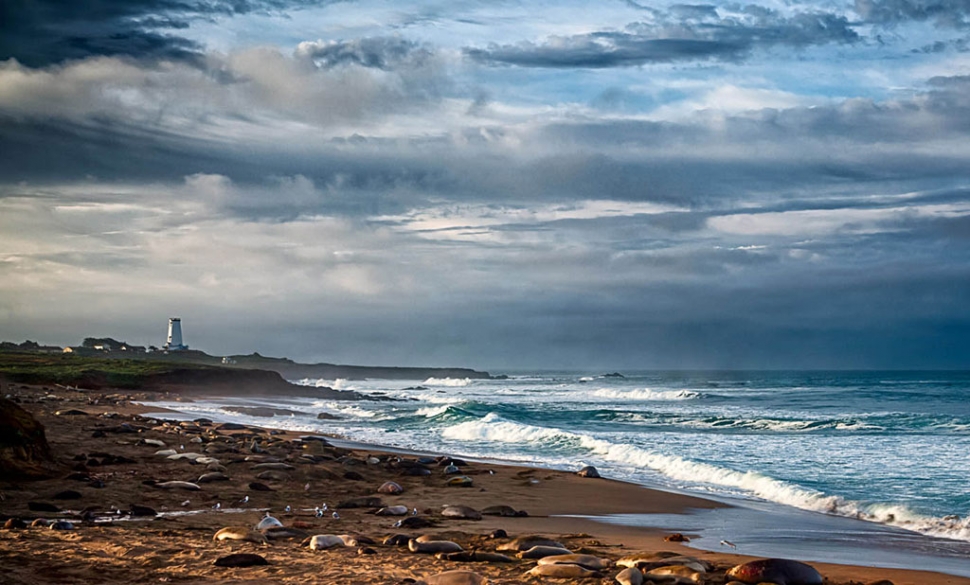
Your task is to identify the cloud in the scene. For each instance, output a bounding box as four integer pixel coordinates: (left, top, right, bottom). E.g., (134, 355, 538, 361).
(0, 0, 323, 66)
(856, 0, 970, 28)
(465, 6, 859, 68)
(294, 36, 435, 70)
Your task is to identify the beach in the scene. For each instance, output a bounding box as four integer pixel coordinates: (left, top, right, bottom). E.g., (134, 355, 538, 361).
(1, 382, 968, 585)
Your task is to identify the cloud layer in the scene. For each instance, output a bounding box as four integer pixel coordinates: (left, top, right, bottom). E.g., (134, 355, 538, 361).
(1, 0, 969, 369)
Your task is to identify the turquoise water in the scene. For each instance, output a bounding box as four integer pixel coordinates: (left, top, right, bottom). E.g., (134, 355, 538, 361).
(146, 370, 970, 548)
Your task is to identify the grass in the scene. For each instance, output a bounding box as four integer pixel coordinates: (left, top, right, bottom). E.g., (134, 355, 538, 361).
(0, 352, 210, 388)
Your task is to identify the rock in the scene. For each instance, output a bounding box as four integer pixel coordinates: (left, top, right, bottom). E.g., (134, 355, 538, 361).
(316, 412, 341, 420)
(129, 504, 157, 517)
(52, 489, 82, 500)
(337, 496, 383, 509)
(664, 533, 690, 542)
(0, 397, 53, 478)
(577, 465, 601, 478)
(214, 553, 269, 567)
(28, 502, 60, 513)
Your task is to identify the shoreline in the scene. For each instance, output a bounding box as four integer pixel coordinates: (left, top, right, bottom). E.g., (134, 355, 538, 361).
(1, 382, 968, 584)
(146, 405, 970, 580)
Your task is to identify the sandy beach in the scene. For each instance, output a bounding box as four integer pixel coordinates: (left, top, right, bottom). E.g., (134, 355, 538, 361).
(1, 382, 967, 585)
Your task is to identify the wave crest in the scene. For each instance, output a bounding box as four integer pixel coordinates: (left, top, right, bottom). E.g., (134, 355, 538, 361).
(424, 377, 471, 387)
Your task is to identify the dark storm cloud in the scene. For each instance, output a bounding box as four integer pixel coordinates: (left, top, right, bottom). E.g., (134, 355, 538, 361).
(0, 0, 323, 66)
(856, 0, 970, 28)
(464, 7, 858, 68)
(294, 37, 434, 70)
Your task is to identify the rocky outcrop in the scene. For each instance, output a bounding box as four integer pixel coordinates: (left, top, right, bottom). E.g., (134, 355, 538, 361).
(0, 396, 53, 479)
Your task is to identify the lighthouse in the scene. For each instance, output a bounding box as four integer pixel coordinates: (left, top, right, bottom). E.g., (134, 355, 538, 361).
(165, 317, 188, 351)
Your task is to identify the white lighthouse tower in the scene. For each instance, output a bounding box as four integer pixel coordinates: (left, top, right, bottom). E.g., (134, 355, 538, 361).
(165, 317, 188, 351)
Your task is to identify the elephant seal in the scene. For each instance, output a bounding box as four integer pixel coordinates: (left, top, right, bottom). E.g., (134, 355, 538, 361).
(213, 526, 268, 545)
(526, 564, 602, 578)
(424, 570, 486, 585)
(307, 534, 346, 550)
(377, 481, 404, 494)
(214, 553, 269, 567)
(644, 565, 704, 584)
(515, 545, 573, 559)
(152, 480, 201, 491)
(538, 553, 611, 570)
(497, 535, 566, 552)
(384, 534, 411, 546)
(576, 465, 601, 478)
(337, 496, 384, 509)
(376, 505, 409, 516)
(4, 518, 27, 530)
(615, 567, 644, 585)
(49, 520, 75, 530)
(481, 505, 526, 517)
(395, 516, 435, 529)
(726, 559, 823, 585)
(255, 515, 283, 531)
(261, 526, 309, 540)
(251, 462, 294, 470)
(436, 551, 515, 563)
(409, 539, 463, 554)
(196, 472, 229, 483)
(445, 476, 473, 487)
(441, 505, 482, 520)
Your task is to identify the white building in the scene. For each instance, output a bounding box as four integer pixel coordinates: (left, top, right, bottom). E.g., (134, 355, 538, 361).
(164, 317, 188, 351)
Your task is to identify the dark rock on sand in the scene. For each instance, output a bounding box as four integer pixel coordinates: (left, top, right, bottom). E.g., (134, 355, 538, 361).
(0, 397, 53, 478)
(52, 490, 82, 500)
(129, 504, 158, 517)
(214, 553, 269, 567)
(28, 502, 60, 513)
(337, 496, 383, 509)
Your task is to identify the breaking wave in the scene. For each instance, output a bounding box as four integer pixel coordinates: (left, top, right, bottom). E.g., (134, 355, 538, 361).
(424, 377, 471, 387)
(437, 413, 970, 542)
(591, 387, 701, 401)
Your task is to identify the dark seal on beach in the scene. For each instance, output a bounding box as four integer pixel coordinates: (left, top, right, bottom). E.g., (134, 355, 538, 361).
(727, 558, 823, 585)
(576, 465, 600, 478)
(214, 553, 269, 568)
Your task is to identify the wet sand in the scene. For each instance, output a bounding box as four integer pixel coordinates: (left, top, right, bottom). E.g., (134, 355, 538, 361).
(1, 383, 968, 585)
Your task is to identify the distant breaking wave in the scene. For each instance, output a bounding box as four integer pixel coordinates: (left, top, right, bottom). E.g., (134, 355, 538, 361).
(439, 413, 970, 542)
(423, 377, 471, 387)
(591, 387, 701, 401)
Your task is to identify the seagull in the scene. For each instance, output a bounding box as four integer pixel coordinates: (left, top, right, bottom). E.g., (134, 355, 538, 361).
(239, 496, 249, 505)
(304, 483, 310, 491)
(720, 540, 737, 549)
(411, 508, 418, 516)
(212, 503, 221, 510)
(321, 503, 328, 511)
(181, 500, 190, 507)
(315, 507, 324, 518)
(331, 511, 340, 520)
(284, 505, 291, 513)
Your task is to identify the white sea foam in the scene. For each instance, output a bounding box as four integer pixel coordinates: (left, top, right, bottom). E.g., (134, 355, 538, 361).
(424, 377, 471, 387)
(416, 405, 452, 417)
(435, 413, 970, 542)
(441, 413, 572, 444)
(591, 388, 700, 401)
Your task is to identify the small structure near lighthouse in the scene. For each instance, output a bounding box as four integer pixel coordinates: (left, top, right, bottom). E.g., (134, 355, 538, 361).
(164, 317, 188, 351)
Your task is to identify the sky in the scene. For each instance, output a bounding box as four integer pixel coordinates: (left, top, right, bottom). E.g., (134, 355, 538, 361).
(1, 0, 969, 370)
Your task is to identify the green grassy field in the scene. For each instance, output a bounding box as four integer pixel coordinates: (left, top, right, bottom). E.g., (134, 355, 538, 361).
(0, 352, 207, 388)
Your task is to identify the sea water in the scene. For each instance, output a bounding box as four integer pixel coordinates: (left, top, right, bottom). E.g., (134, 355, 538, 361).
(144, 370, 970, 574)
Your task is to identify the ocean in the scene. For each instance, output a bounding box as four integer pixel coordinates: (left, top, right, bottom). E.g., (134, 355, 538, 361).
(144, 370, 970, 575)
